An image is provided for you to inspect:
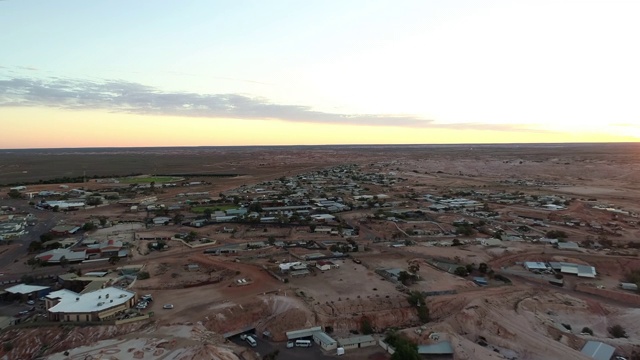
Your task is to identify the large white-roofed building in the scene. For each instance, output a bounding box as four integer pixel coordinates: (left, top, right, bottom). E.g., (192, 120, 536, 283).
(45, 287, 136, 322)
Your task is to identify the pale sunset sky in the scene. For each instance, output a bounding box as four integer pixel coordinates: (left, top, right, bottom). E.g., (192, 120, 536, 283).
(1, 0, 640, 148)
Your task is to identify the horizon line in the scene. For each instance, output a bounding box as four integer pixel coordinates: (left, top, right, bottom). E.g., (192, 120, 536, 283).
(2, 141, 639, 151)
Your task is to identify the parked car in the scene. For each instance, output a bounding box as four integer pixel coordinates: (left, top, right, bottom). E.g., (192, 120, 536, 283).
(26, 300, 35, 305)
(163, 304, 174, 309)
(240, 334, 247, 340)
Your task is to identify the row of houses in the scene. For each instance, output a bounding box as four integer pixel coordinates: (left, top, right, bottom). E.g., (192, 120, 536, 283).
(35, 239, 128, 264)
(523, 261, 597, 278)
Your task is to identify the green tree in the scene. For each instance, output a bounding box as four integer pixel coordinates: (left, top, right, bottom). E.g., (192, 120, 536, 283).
(204, 208, 213, 220)
(59, 256, 69, 268)
(454, 266, 469, 277)
(451, 238, 462, 246)
(267, 236, 276, 245)
(7, 189, 22, 199)
(391, 341, 420, 360)
(398, 271, 412, 285)
(546, 230, 568, 239)
(108, 256, 120, 265)
(82, 222, 96, 231)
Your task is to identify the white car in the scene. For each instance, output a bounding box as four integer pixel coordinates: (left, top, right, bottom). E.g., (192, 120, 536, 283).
(163, 304, 174, 309)
(26, 300, 35, 305)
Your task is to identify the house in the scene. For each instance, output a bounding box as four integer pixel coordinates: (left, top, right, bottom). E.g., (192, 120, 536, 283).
(580, 341, 615, 360)
(337, 335, 376, 350)
(556, 241, 581, 251)
(316, 260, 338, 271)
(50, 225, 81, 236)
(35, 248, 86, 264)
(45, 287, 136, 322)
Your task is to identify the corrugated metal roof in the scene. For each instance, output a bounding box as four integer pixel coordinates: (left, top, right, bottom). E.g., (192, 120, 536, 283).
(313, 332, 336, 345)
(581, 341, 615, 360)
(286, 326, 322, 340)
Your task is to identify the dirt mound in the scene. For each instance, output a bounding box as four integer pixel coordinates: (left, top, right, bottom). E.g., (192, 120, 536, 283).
(201, 295, 314, 341)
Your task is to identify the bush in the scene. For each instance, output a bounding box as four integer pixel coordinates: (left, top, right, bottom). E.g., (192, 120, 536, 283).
(581, 327, 593, 335)
(609, 324, 627, 338)
(3, 342, 13, 352)
(137, 271, 150, 280)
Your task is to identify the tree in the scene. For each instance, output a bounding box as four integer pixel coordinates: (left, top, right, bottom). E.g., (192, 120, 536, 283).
(137, 271, 150, 280)
(82, 222, 96, 231)
(173, 213, 185, 224)
(40, 233, 54, 242)
(408, 261, 420, 274)
(454, 266, 469, 277)
(398, 271, 412, 285)
(581, 327, 593, 335)
(59, 256, 69, 268)
(479, 263, 488, 274)
(7, 189, 22, 199)
(267, 236, 276, 245)
(204, 208, 213, 220)
(309, 224, 317, 233)
(546, 230, 568, 239)
(360, 316, 374, 335)
(99, 217, 108, 227)
(108, 256, 120, 265)
(451, 238, 462, 246)
(28, 241, 43, 253)
(465, 263, 475, 274)
(609, 324, 627, 338)
(391, 341, 420, 360)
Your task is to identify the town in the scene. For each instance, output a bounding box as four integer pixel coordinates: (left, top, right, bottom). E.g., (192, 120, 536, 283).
(0, 144, 639, 360)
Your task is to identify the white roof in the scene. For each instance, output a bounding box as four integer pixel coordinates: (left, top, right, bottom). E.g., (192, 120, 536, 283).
(5, 284, 49, 294)
(48, 287, 135, 314)
(524, 262, 547, 270)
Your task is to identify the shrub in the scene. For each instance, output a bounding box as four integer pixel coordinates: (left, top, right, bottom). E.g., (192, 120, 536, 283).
(609, 324, 627, 338)
(137, 271, 150, 280)
(581, 327, 593, 335)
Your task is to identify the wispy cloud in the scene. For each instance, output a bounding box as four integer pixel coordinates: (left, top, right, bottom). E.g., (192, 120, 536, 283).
(0, 76, 533, 131)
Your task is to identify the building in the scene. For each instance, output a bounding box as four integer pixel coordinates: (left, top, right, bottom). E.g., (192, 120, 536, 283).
(337, 335, 376, 350)
(524, 262, 548, 271)
(313, 331, 337, 351)
(50, 224, 81, 236)
(559, 264, 597, 278)
(417, 341, 454, 357)
(556, 241, 581, 251)
(620, 283, 638, 292)
(286, 326, 323, 340)
(316, 260, 338, 271)
(580, 341, 615, 360)
(35, 248, 86, 264)
(4, 284, 51, 301)
(46, 287, 136, 322)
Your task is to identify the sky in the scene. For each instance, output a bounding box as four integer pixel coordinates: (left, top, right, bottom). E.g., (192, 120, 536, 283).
(1, 0, 640, 148)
